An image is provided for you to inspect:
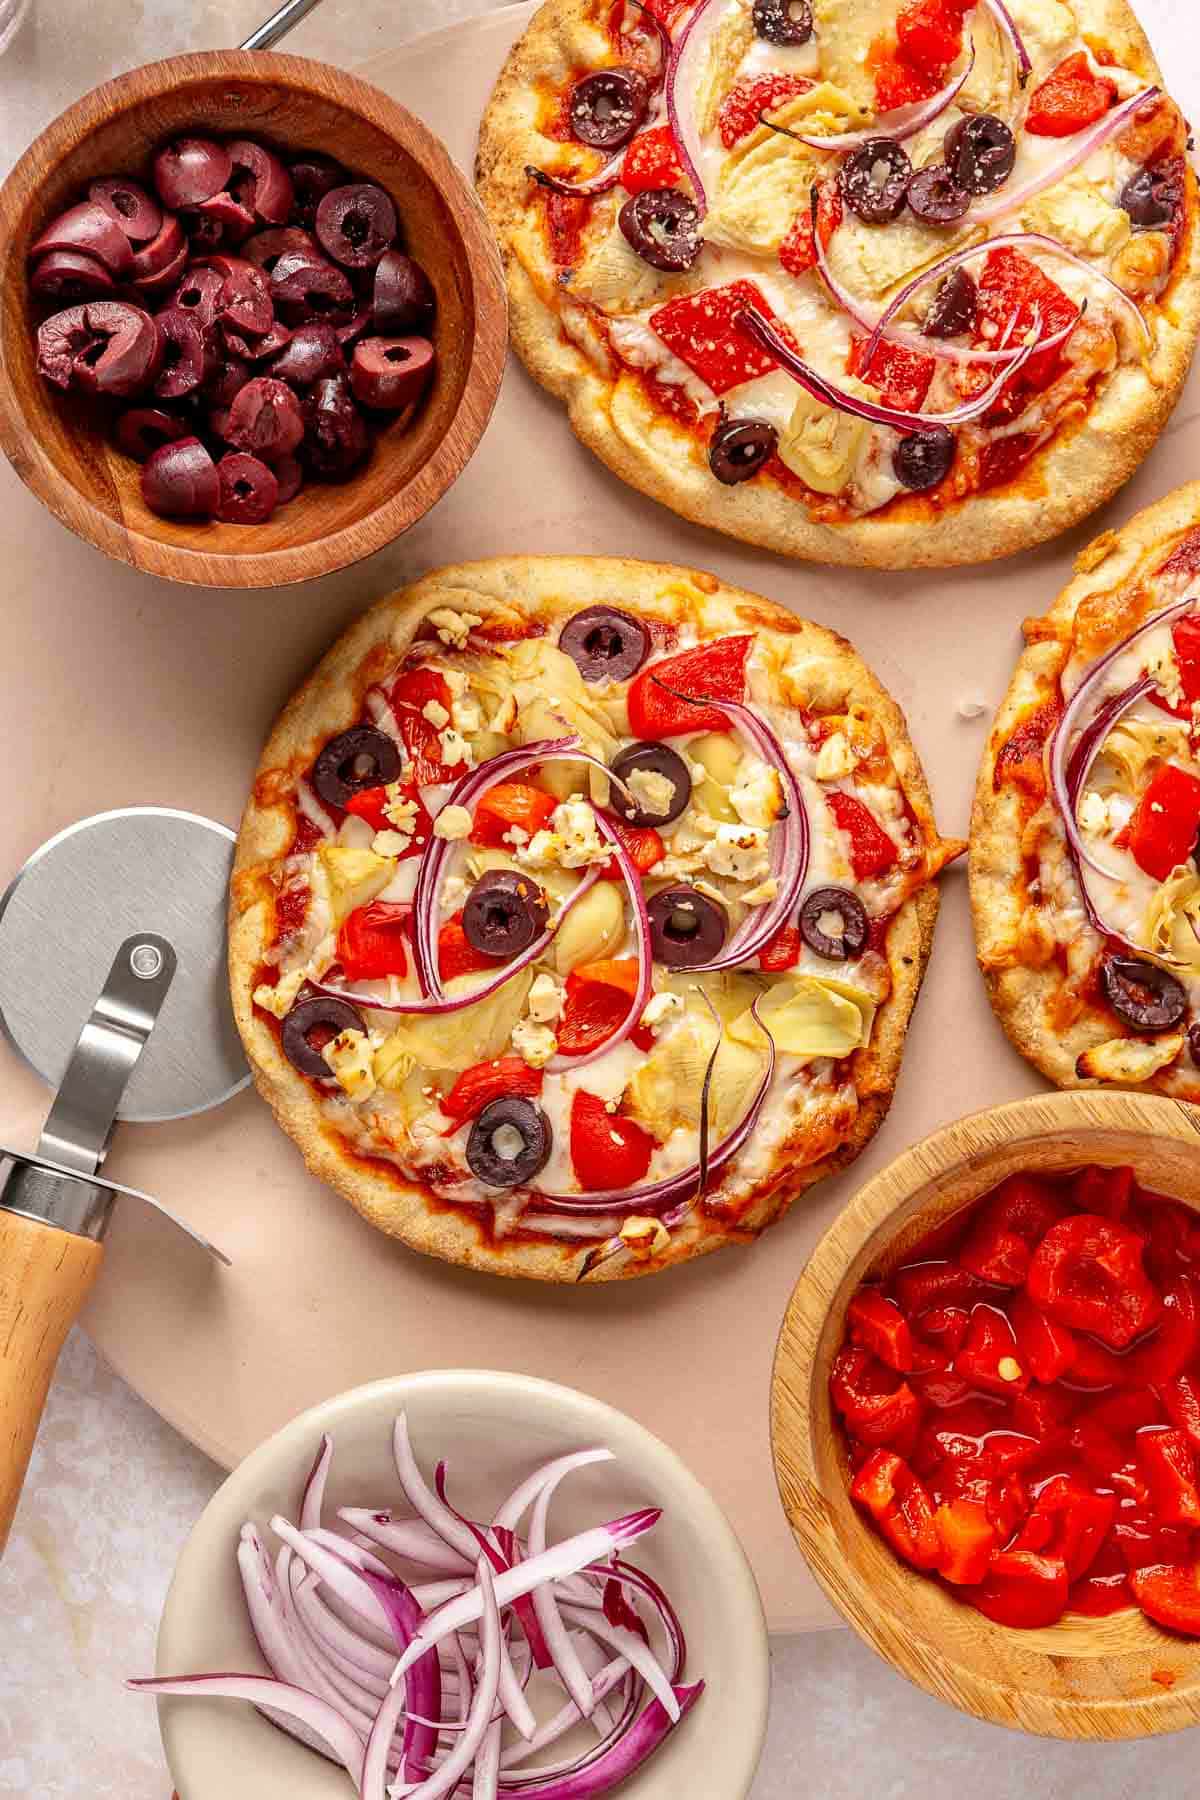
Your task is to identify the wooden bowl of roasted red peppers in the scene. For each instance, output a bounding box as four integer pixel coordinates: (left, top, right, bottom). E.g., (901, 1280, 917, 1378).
(772, 1091, 1200, 1739)
(0, 51, 506, 587)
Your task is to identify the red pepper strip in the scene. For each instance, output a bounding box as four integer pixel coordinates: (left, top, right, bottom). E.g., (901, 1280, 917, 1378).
(935, 1499, 996, 1586)
(1126, 764, 1200, 882)
(1126, 1277, 1200, 1385)
(441, 1057, 545, 1126)
(830, 1347, 922, 1455)
(1162, 1371, 1200, 1453)
(1131, 1562, 1200, 1636)
(758, 923, 803, 972)
(627, 635, 754, 739)
(893, 1261, 995, 1314)
(1138, 1429, 1200, 1529)
(1026, 1213, 1162, 1349)
(826, 790, 899, 880)
(1012, 1385, 1077, 1442)
(850, 1450, 942, 1570)
(1012, 1476, 1115, 1582)
(1010, 1290, 1076, 1384)
(1072, 1164, 1136, 1222)
(336, 901, 410, 981)
(570, 1090, 656, 1192)
(959, 1174, 1066, 1286)
(1025, 50, 1118, 137)
(970, 1551, 1070, 1629)
(914, 1305, 970, 1355)
(847, 1288, 917, 1373)
(953, 1304, 1030, 1397)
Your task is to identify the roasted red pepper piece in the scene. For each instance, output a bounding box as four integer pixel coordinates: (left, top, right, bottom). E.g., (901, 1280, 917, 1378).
(830, 1347, 922, 1455)
(758, 922, 803, 972)
(598, 816, 665, 882)
(570, 1090, 656, 1192)
(1010, 1290, 1077, 1384)
(826, 791, 899, 880)
(1126, 764, 1200, 881)
(1127, 1277, 1200, 1385)
(1162, 1371, 1200, 1453)
(1012, 1384, 1077, 1442)
(1026, 1213, 1161, 1349)
(848, 1288, 917, 1372)
(954, 1304, 1030, 1397)
(848, 334, 936, 413)
(893, 1260, 995, 1314)
(1131, 1562, 1200, 1636)
(718, 73, 813, 148)
(959, 1174, 1066, 1286)
(1170, 615, 1200, 711)
(1012, 1476, 1115, 1582)
(911, 1367, 974, 1410)
(391, 667, 465, 785)
(1143, 1198, 1200, 1284)
(621, 126, 684, 194)
(557, 966, 639, 1058)
(438, 912, 498, 983)
(1025, 51, 1118, 137)
(1138, 1429, 1200, 1529)
(649, 282, 788, 396)
(851, 1449, 942, 1570)
(442, 1057, 544, 1126)
(972, 247, 1080, 399)
(1087, 1385, 1162, 1438)
(470, 781, 558, 850)
(346, 784, 433, 855)
(971, 1551, 1070, 1629)
(1072, 1164, 1136, 1222)
(935, 1498, 996, 1585)
(915, 1305, 970, 1355)
(779, 179, 843, 278)
(627, 636, 753, 739)
(895, 0, 970, 70)
(336, 900, 410, 981)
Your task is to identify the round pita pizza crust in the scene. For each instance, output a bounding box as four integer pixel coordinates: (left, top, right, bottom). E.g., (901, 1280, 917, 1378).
(230, 557, 961, 1284)
(477, 0, 1200, 568)
(973, 480, 1200, 1095)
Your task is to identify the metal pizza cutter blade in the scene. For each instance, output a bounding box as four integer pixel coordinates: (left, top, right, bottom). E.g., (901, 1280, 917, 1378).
(0, 807, 247, 1554)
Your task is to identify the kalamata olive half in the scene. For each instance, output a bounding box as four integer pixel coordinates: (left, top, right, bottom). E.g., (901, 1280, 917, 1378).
(462, 870, 550, 960)
(288, 155, 347, 228)
(1121, 161, 1184, 230)
(116, 405, 190, 461)
(153, 308, 215, 399)
(188, 191, 257, 248)
(272, 454, 304, 504)
(270, 250, 355, 326)
(315, 183, 398, 270)
(217, 451, 279, 524)
(130, 214, 186, 286)
(610, 742, 692, 827)
(312, 726, 401, 810)
(227, 140, 294, 226)
(709, 417, 778, 485)
(89, 177, 162, 243)
(799, 887, 868, 961)
(619, 188, 702, 272)
(944, 114, 1015, 196)
(559, 605, 650, 684)
(923, 267, 978, 339)
(36, 304, 95, 390)
(216, 258, 274, 336)
(243, 227, 318, 272)
(153, 137, 232, 210)
(350, 336, 436, 411)
(1100, 956, 1188, 1033)
(752, 0, 813, 45)
(205, 349, 251, 408)
(72, 301, 161, 398)
(281, 994, 365, 1079)
(906, 163, 970, 226)
(225, 376, 304, 457)
(569, 69, 648, 151)
(268, 321, 344, 386)
(166, 264, 225, 327)
(372, 251, 436, 334)
(894, 426, 956, 492)
(301, 373, 371, 481)
(466, 1097, 553, 1188)
(140, 436, 219, 519)
(30, 201, 134, 278)
(1189, 1021, 1200, 1067)
(29, 249, 115, 302)
(840, 140, 912, 225)
(647, 886, 728, 967)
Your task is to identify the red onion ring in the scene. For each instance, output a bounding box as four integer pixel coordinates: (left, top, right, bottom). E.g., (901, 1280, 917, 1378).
(127, 1675, 366, 1782)
(974, 85, 1161, 224)
(665, 0, 722, 214)
(526, 154, 630, 200)
(982, 0, 1032, 85)
(776, 44, 976, 154)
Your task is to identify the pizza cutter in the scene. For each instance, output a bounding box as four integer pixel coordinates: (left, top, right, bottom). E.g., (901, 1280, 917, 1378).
(0, 807, 248, 1554)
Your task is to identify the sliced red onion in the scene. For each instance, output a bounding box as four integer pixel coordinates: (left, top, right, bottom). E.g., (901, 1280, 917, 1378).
(775, 44, 975, 154)
(1061, 675, 1155, 880)
(665, 0, 722, 214)
(528, 1467, 601, 1720)
(360, 1568, 442, 1785)
(499, 1684, 705, 1800)
(546, 808, 653, 1072)
(982, 0, 1032, 85)
(127, 1674, 366, 1783)
(740, 300, 1047, 431)
(974, 85, 1161, 223)
(499, 1658, 631, 1770)
(556, 1601, 679, 1724)
(493, 1448, 616, 1533)
(525, 153, 630, 201)
(300, 1434, 333, 1531)
(339, 1509, 475, 1573)
(364, 683, 405, 746)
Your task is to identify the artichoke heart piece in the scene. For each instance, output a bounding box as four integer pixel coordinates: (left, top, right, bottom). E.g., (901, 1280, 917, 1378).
(553, 879, 626, 975)
(779, 381, 874, 496)
(1023, 173, 1130, 261)
(626, 1009, 768, 1142)
(507, 639, 620, 802)
(317, 845, 396, 926)
(1076, 1034, 1184, 1084)
(376, 969, 534, 1074)
(689, 732, 744, 822)
(1097, 715, 1192, 794)
(705, 85, 863, 256)
(570, 218, 700, 315)
(1144, 865, 1200, 968)
(730, 974, 876, 1061)
(697, 9, 755, 133)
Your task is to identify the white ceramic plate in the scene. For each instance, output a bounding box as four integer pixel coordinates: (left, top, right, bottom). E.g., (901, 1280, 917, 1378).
(155, 1370, 769, 1798)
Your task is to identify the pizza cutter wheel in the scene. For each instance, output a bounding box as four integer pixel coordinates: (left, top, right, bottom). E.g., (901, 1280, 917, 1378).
(0, 808, 247, 1554)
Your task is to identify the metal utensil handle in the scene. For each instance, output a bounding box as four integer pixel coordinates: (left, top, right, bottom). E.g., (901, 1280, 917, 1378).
(240, 0, 327, 50)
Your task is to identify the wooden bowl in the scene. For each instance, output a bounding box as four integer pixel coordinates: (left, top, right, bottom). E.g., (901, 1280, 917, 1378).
(0, 51, 507, 588)
(772, 1090, 1200, 1740)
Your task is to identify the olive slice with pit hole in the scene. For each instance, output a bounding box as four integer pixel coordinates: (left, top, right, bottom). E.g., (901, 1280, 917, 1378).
(610, 742, 692, 828)
(312, 726, 402, 810)
(1100, 957, 1188, 1034)
(618, 188, 702, 272)
(558, 605, 650, 684)
(894, 426, 956, 492)
(281, 995, 366, 1079)
(569, 69, 648, 151)
(709, 417, 777, 485)
(30, 250, 114, 303)
(752, 0, 813, 45)
(943, 114, 1015, 197)
(906, 163, 971, 226)
(467, 1097, 553, 1188)
(89, 177, 163, 244)
(799, 887, 868, 962)
(840, 139, 912, 225)
(72, 301, 161, 398)
(647, 886, 728, 967)
(217, 451, 279, 525)
(462, 870, 549, 959)
(315, 183, 398, 270)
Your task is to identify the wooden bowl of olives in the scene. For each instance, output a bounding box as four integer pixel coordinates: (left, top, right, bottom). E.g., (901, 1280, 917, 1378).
(0, 50, 507, 588)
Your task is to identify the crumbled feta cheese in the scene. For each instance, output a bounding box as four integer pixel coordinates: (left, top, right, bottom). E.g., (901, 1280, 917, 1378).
(383, 787, 420, 833)
(253, 967, 306, 1019)
(730, 760, 785, 826)
(528, 971, 564, 1024)
(443, 670, 468, 696)
(439, 726, 473, 768)
(1145, 640, 1185, 712)
(452, 694, 482, 736)
(743, 875, 780, 907)
(641, 991, 684, 1033)
(1077, 791, 1113, 836)
(440, 873, 468, 909)
(322, 1028, 377, 1101)
(372, 829, 412, 858)
(518, 829, 562, 870)
(620, 1215, 671, 1258)
(625, 766, 677, 820)
(427, 607, 482, 649)
(531, 799, 611, 870)
(421, 698, 451, 728)
(703, 822, 772, 883)
(433, 805, 473, 841)
(814, 733, 855, 782)
(511, 1017, 558, 1068)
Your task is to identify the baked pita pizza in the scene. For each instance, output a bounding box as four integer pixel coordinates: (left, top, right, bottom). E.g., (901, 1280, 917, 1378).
(230, 557, 961, 1283)
(476, 0, 1200, 567)
(974, 482, 1200, 1094)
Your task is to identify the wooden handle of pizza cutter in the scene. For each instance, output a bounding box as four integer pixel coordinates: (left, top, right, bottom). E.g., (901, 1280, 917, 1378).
(0, 1210, 104, 1555)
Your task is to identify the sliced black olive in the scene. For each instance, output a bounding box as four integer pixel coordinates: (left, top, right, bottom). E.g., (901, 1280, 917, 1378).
(799, 887, 869, 962)
(923, 267, 978, 339)
(894, 426, 956, 492)
(1120, 160, 1184, 230)
(906, 164, 971, 226)
(709, 417, 778, 485)
(752, 0, 813, 45)
(569, 70, 648, 151)
(648, 886, 728, 967)
(559, 605, 650, 684)
(1100, 956, 1188, 1034)
(467, 1096, 553, 1187)
(944, 115, 1015, 197)
(840, 140, 912, 225)
(610, 743, 692, 827)
(462, 870, 549, 960)
(1189, 1022, 1200, 1066)
(312, 727, 401, 810)
(618, 189, 702, 272)
(281, 995, 365, 1078)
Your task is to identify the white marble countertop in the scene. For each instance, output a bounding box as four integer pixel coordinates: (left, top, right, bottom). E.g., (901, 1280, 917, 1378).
(1, 0, 1199, 1794)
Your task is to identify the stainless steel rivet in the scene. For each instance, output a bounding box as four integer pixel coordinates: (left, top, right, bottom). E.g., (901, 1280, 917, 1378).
(130, 942, 164, 980)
